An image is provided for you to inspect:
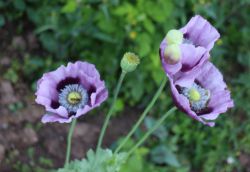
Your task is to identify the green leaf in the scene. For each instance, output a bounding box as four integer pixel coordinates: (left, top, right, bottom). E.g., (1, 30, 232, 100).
(4, 69, 19, 83)
(61, 0, 77, 13)
(0, 15, 5, 27)
(143, 19, 155, 34)
(39, 33, 58, 53)
(144, 0, 173, 23)
(150, 145, 180, 167)
(144, 117, 168, 141)
(113, 98, 125, 114)
(57, 149, 127, 172)
(136, 33, 151, 57)
(13, 0, 26, 11)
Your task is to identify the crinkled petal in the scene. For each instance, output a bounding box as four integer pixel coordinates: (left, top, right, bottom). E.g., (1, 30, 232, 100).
(180, 15, 220, 51)
(42, 113, 73, 123)
(35, 77, 58, 101)
(195, 62, 234, 120)
(179, 44, 208, 72)
(46, 106, 69, 118)
(74, 61, 100, 79)
(196, 61, 227, 92)
(200, 90, 234, 120)
(173, 45, 209, 87)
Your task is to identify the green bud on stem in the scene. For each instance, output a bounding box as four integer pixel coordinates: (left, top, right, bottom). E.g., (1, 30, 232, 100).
(120, 52, 140, 73)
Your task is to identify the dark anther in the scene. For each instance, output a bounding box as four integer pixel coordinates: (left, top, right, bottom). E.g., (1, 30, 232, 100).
(51, 101, 60, 109)
(68, 111, 76, 117)
(184, 33, 190, 39)
(196, 107, 213, 115)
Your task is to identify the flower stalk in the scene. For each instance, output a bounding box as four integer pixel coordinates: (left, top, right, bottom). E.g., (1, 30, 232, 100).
(97, 71, 127, 150)
(97, 52, 140, 150)
(115, 76, 168, 153)
(65, 118, 77, 167)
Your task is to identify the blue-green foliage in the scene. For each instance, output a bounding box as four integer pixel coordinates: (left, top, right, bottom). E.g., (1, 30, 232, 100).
(1, 0, 250, 171)
(57, 149, 127, 172)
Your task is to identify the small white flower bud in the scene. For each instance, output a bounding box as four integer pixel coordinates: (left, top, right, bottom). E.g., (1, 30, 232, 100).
(164, 44, 181, 64)
(165, 29, 183, 45)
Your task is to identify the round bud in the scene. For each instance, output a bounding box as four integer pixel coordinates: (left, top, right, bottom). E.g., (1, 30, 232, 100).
(164, 44, 181, 64)
(165, 29, 183, 45)
(188, 88, 201, 102)
(120, 52, 140, 73)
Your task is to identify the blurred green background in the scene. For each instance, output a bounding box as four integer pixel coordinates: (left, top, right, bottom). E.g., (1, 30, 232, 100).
(0, 0, 250, 171)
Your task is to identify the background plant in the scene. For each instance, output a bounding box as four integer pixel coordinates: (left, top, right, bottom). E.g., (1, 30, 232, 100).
(0, 0, 250, 171)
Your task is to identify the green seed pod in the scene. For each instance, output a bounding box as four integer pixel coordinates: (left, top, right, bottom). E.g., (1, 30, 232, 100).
(120, 52, 140, 73)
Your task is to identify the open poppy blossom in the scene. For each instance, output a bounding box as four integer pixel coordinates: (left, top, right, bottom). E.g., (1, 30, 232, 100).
(170, 62, 234, 126)
(159, 15, 219, 76)
(35, 61, 108, 123)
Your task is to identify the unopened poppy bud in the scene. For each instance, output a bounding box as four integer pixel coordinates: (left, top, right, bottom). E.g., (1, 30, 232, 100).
(120, 52, 140, 73)
(165, 29, 183, 45)
(164, 44, 181, 64)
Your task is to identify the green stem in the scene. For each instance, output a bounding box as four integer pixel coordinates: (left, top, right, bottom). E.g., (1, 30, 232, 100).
(115, 77, 167, 153)
(127, 107, 177, 156)
(97, 71, 127, 150)
(64, 118, 77, 167)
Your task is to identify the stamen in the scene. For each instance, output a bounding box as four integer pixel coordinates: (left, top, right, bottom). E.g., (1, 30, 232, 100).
(58, 84, 89, 113)
(180, 83, 210, 113)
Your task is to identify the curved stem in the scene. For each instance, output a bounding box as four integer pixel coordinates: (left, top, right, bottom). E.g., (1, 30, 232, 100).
(64, 118, 77, 167)
(127, 107, 177, 156)
(97, 71, 127, 150)
(115, 77, 168, 153)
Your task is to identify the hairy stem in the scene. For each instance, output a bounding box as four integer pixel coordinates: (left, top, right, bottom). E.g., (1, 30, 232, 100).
(65, 118, 77, 167)
(97, 71, 127, 150)
(115, 77, 167, 153)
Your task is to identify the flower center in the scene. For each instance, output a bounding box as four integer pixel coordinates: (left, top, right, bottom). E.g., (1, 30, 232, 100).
(180, 83, 210, 113)
(188, 88, 201, 102)
(59, 84, 89, 113)
(67, 92, 82, 104)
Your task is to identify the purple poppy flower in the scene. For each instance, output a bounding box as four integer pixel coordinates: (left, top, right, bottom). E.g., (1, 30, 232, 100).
(35, 61, 108, 123)
(159, 15, 219, 76)
(170, 62, 233, 127)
